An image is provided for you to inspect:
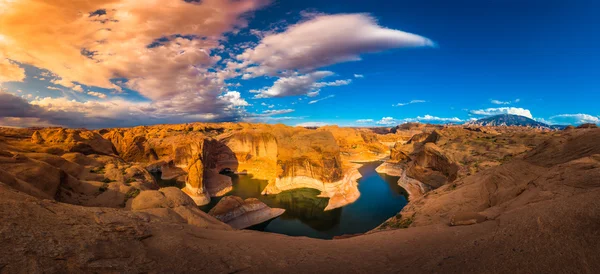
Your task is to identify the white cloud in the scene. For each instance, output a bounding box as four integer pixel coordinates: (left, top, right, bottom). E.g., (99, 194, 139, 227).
(308, 95, 335, 105)
(296, 122, 329, 127)
(354, 74, 364, 78)
(251, 71, 350, 98)
(490, 99, 520, 105)
(218, 91, 250, 107)
(237, 13, 435, 78)
(393, 100, 426, 107)
(373, 115, 462, 126)
(405, 115, 462, 123)
(376, 117, 397, 125)
(549, 114, 600, 125)
(87, 91, 107, 99)
(470, 107, 533, 119)
(356, 119, 374, 123)
(261, 109, 295, 115)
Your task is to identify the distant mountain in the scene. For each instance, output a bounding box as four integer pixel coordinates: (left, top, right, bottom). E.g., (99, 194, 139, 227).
(466, 114, 565, 130)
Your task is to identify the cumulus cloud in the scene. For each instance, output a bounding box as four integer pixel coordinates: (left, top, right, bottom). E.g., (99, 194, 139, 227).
(237, 13, 435, 78)
(0, 0, 270, 126)
(549, 114, 600, 125)
(393, 100, 426, 107)
(470, 107, 533, 119)
(250, 71, 350, 98)
(296, 122, 329, 127)
(308, 95, 335, 104)
(376, 117, 397, 125)
(0, 90, 249, 128)
(218, 91, 250, 107)
(0, 3, 436, 128)
(87, 91, 107, 99)
(356, 119, 374, 123)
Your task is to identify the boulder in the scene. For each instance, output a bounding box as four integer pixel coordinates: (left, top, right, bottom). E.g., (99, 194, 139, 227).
(130, 187, 196, 210)
(208, 196, 285, 229)
(449, 212, 487, 226)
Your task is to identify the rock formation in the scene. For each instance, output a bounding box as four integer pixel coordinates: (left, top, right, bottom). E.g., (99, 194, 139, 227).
(208, 195, 285, 229)
(0, 126, 600, 273)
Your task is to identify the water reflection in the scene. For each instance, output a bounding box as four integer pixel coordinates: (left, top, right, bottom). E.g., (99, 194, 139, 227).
(199, 162, 408, 239)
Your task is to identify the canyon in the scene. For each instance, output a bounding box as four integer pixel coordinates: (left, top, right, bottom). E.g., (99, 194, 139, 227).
(0, 122, 599, 273)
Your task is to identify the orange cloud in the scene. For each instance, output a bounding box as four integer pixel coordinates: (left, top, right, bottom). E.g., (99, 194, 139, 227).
(0, 0, 269, 99)
(0, 57, 25, 83)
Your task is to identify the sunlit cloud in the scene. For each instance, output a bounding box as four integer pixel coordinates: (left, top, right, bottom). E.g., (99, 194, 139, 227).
(237, 13, 435, 78)
(549, 114, 600, 125)
(250, 71, 350, 98)
(470, 107, 533, 119)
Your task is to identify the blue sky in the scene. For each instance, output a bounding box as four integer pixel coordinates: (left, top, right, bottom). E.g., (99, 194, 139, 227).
(0, 0, 598, 128)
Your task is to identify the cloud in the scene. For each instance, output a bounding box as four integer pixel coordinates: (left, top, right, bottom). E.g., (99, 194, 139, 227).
(549, 114, 600, 125)
(218, 91, 250, 107)
(251, 71, 350, 98)
(72, 85, 84, 93)
(393, 100, 426, 107)
(296, 122, 329, 127)
(373, 115, 463, 126)
(261, 109, 295, 115)
(0, 0, 270, 126)
(470, 107, 533, 119)
(405, 115, 462, 123)
(87, 91, 107, 99)
(354, 74, 364, 78)
(356, 119, 374, 123)
(237, 13, 435, 78)
(490, 99, 520, 105)
(0, 90, 250, 128)
(0, 58, 25, 83)
(376, 117, 397, 125)
(308, 95, 335, 104)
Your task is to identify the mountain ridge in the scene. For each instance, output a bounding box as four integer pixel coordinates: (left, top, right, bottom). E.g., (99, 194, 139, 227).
(466, 114, 565, 130)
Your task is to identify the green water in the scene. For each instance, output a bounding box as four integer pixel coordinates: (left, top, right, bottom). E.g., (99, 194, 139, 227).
(199, 162, 408, 239)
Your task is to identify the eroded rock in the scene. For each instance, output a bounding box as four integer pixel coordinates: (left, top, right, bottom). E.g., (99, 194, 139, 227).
(209, 196, 285, 229)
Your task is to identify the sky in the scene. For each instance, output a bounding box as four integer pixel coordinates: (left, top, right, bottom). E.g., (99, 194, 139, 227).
(0, 0, 598, 128)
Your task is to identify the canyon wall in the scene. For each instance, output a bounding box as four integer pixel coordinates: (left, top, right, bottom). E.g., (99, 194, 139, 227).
(1, 123, 394, 210)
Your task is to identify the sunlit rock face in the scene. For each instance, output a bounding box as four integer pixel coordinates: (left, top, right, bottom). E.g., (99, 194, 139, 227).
(32, 128, 116, 156)
(319, 126, 388, 162)
(208, 195, 285, 229)
(218, 130, 278, 182)
(12, 123, 388, 209)
(406, 143, 459, 189)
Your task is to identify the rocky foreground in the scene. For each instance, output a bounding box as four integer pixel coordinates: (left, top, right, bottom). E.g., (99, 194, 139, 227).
(0, 123, 599, 273)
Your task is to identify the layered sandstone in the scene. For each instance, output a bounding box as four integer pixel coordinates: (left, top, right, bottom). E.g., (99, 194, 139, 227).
(1, 126, 600, 273)
(208, 196, 285, 229)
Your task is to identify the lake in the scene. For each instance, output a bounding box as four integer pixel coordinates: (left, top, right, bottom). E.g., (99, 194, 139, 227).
(199, 161, 408, 239)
